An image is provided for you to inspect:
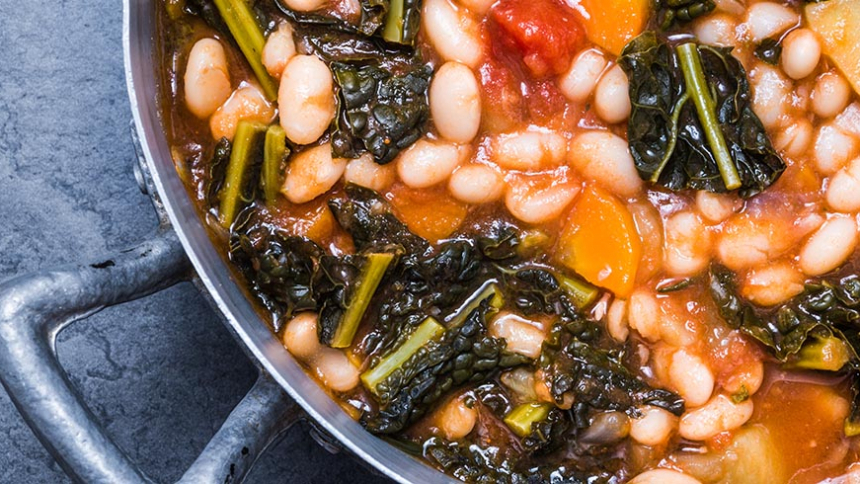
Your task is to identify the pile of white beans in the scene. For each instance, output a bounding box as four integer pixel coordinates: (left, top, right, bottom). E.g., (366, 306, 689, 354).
(177, 0, 860, 481)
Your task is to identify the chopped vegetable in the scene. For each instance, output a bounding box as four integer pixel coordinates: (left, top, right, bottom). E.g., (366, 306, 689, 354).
(218, 120, 266, 228)
(557, 186, 641, 298)
(211, 0, 279, 100)
(504, 402, 552, 437)
(540, 319, 686, 420)
(331, 62, 432, 165)
(262, 125, 287, 205)
(490, 0, 585, 76)
(381, 0, 422, 45)
(654, 0, 715, 31)
(709, 265, 860, 435)
(575, 0, 649, 55)
(321, 252, 396, 348)
(361, 299, 527, 433)
(754, 38, 783, 66)
(618, 33, 786, 197)
(387, 186, 468, 243)
(806, 0, 860, 95)
(360, 316, 446, 395)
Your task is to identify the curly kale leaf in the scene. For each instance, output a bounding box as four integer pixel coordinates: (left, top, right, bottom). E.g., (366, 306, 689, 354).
(541, 317, 685, 425)
(362, 299, 526, 434)
(709, 264, 860, 435)
(328, 184, 428, 253)
(618, 33, 785, 198)
(331, 62, 431, 164)
(206, 137, 232, 209)
(709, 264, 860, 362)
(655, 0, 715, 30)
(423, 437, 612, 484)
(228, 215, 324, 322)
(275, 0, 422, 45)
(754, 38, 783, 66)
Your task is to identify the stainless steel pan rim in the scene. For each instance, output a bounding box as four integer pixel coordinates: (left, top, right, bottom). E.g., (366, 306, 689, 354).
(123, 1, 455, 483)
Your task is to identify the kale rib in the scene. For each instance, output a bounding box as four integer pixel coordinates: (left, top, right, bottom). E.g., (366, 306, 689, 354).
(361, 317, 446, 394)
(330, 252, 396, 348)
(262, 124, 287, 205)
(677, 43, 742, 191)
(382, 0, 405, 43)
(504, 402, 552, 437)
(211, 0, 279, 100)
(219, 120, 266, 228)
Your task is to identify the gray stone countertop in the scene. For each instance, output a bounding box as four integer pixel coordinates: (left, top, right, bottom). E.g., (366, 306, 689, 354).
(0, 2, 390, 482)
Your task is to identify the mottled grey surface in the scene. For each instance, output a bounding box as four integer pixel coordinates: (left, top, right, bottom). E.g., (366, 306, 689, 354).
(0, 2, 389, 483)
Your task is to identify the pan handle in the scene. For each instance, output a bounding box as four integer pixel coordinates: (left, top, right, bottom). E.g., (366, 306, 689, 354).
(0, 228, 301, 484)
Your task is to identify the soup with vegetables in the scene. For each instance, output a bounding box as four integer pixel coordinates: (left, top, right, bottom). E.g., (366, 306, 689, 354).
(158, 0, 860, 481)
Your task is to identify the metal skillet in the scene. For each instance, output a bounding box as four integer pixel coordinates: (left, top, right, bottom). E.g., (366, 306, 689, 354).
(0, 2, 457, 482)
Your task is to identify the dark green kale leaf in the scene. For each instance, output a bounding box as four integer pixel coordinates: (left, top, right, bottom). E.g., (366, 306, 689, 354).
(362, 299, 527, 434)
(654, 0, 715, 30)
(328, 184, 428, 253)
(228, 211, 324, 322)
(275, 0, 422, 45)
(206, 137, 232, 209)
(540, 317, 685, 425)
(331, 62, 431, 164)
(423, 437, 614, 484)
(709, 264, 860, 362)
(754, 38, 783, 66)
(618, 32, 785, 198)
(709, 264, 860, 435)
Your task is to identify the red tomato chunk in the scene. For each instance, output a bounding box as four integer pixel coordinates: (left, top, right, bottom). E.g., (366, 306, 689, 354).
(490, 0, 584, 77)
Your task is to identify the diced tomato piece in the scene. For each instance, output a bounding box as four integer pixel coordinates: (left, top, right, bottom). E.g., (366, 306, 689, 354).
(490, 0, 584, 78)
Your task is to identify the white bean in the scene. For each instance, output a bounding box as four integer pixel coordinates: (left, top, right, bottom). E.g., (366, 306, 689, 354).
(628, 290, 660, 342)
(454, 0, 495, 14)
(344, 153, 395, 191)
(436, 396, 478, 440)
(422, 0, 483, 68)
(504, 174, 580, 224)
(693, 13, 737, 47)
(262, 23, 296, 79)
(559, 49, 608, 103)
(663, 212, 712, 277)
(184, 38, 232, 119)
(750, 65, 792, 129)
(717, 215, 787, 270)
(210, 83, 276, 141)
(836, 103, 860, 139)
(281, 143, 347, 204)
(282, 313, 358, 392)
(314, 347, 360, 392)
(773, 118, 813, 159)
(741, 261, 805, 306)
(492, 130, 567, 171)
(799, 215, 858, 276)
(679, 394, 754, 441)
(813, 72, 853, 119)
(814, 124, 859, 175)
(722, 348, 765, 396)
(489, 312, 546, 359)
(781, 28, 821, 80)
(279, 0, 326, 12)
(279, 55, 336, 145)
(594, 65, 631, 124)
(670, 349, 715, 408)
(430, 62, 481, 143)
(569, 131, 641, 197)
(606, 298, 629, 343)
(281, 312, 321, 361)
(828, 158, 860, 213)
(630, 469, 702, 484)
(695, 191, 739, 224)
(629, 201, 664, 282)
(743, 2, 799, 43)
(448, 164, 505, 204)
(629, 406, 678, 446)
(397, 139, 463, 188)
